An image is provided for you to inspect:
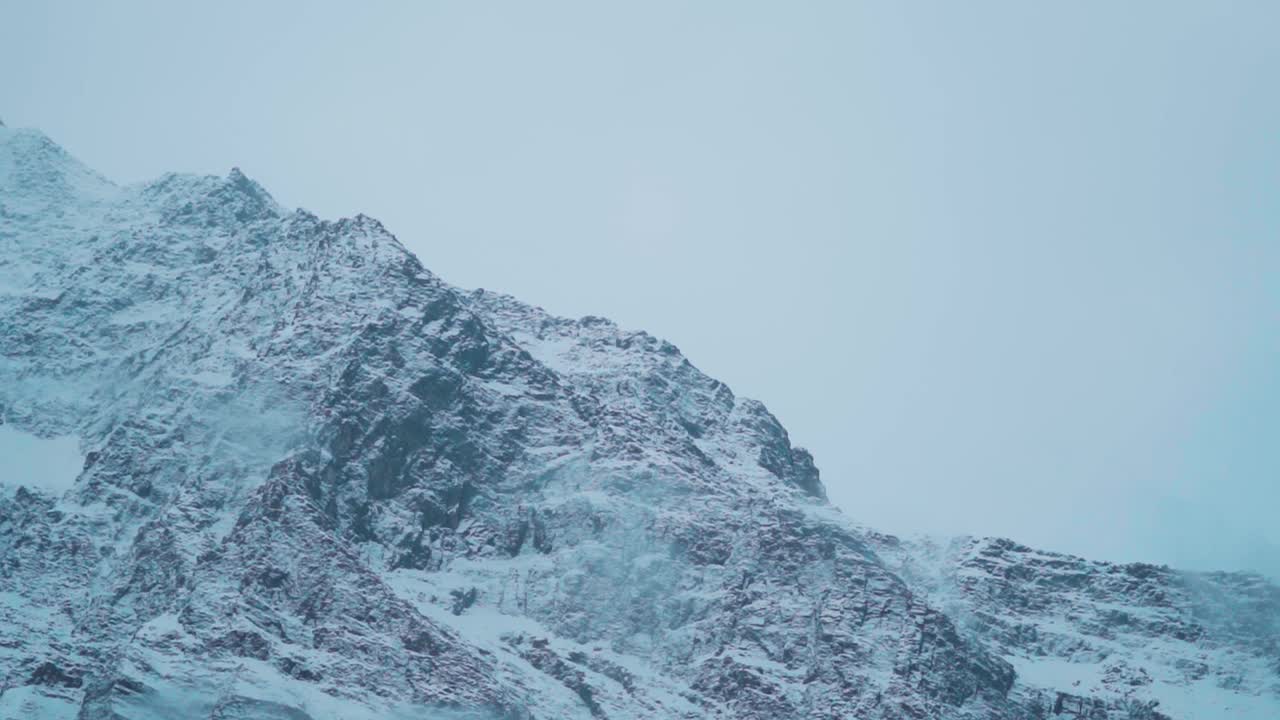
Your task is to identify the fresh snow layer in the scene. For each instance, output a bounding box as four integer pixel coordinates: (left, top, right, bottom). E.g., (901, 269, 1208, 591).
(0, 424, 82, 495)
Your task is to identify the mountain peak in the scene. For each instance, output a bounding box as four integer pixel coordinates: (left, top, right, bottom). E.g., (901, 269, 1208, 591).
(0, 134, 1274, 720)
(0, 126, 117, 206)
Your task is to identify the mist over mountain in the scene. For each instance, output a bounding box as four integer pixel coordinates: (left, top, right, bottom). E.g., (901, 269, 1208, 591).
(1, 127, 1276, 719)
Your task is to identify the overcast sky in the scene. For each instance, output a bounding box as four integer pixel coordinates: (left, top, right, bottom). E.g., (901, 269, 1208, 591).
(4, 1, 1278, 576)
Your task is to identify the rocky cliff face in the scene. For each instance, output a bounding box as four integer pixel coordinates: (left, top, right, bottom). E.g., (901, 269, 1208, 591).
(0, 127, 1275, 719)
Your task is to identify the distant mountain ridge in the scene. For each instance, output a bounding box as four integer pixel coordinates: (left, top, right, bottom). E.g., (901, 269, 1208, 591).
(0, 126, 1275, 719)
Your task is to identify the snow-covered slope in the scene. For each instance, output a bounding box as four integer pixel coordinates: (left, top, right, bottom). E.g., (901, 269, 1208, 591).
(868, 534, 1280, 719)
(0, 127, 1275, 719)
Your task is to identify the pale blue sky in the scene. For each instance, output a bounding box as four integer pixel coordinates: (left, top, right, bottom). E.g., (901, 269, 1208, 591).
(4, 1, 1278, 575)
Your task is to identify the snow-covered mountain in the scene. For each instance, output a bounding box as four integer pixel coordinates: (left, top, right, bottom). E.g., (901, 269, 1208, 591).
(0, 126, 1275, 719)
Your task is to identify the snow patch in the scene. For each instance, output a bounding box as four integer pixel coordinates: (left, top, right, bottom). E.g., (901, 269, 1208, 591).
(0, 424, 82, 495)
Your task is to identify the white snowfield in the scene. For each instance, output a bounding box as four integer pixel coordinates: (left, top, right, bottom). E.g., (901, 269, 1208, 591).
(0, 425, 83, 495)
(0, 125, 1275, 719)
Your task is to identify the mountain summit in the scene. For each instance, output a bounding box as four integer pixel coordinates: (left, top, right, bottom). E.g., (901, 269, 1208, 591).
(1, 128, 1276, 719)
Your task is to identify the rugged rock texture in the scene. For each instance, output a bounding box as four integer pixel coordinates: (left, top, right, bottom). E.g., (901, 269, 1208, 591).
(0, 127, 1275, 719)
(870, 534, 1280, 719)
